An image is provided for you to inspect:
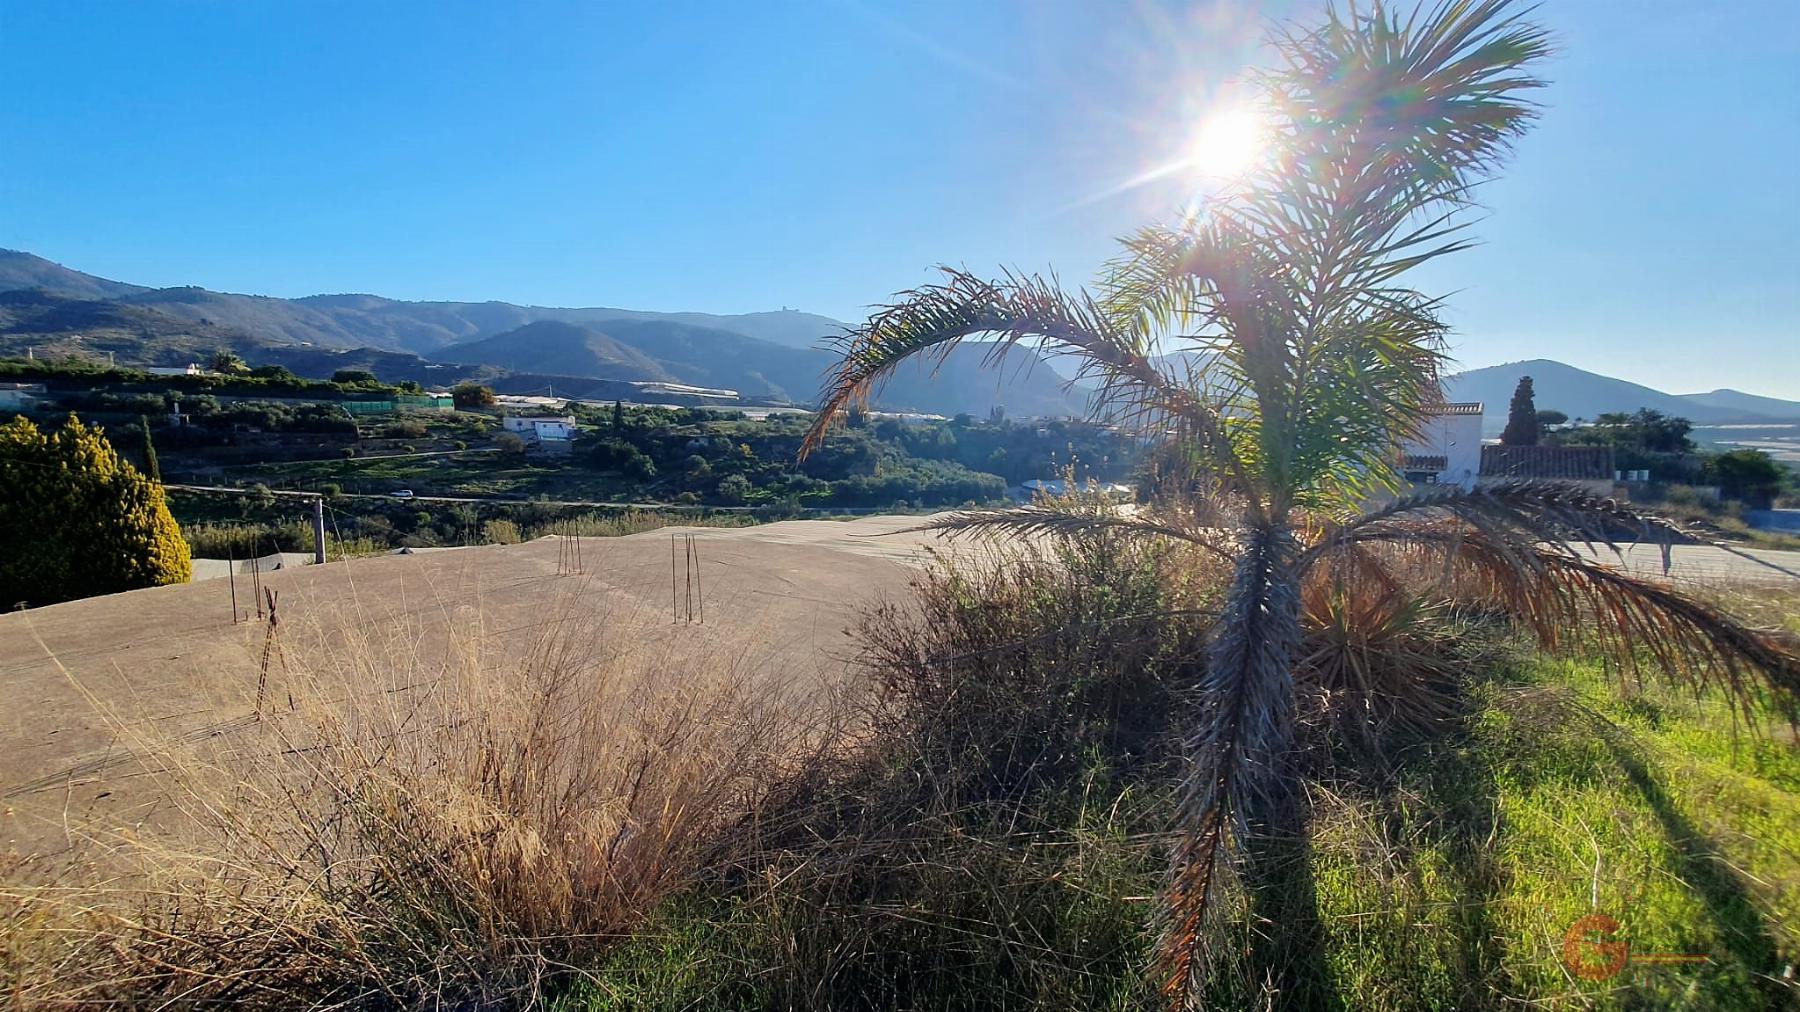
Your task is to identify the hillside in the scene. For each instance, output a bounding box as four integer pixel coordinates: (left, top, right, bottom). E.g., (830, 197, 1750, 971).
(434, 318, 1079, 415)
(0, 289, 274, 365)
(0, 250, 148, 301)
(1444, 359, 1800, 433)
(434, 321, 675, 384)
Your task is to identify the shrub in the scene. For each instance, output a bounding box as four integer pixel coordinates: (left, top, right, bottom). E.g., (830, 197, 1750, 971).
(716, 473, 752, 504)
(382, 418, 428, 440)
(0, 612, 834, 1007)
(585, 532, 1214, 1009)
(0, 415, 190, 606)
(481, 518, 522, 545)
(451, 382, 496, 409)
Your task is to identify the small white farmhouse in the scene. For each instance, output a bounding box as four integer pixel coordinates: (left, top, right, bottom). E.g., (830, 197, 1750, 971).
(1399, 402, 1483, 489)
(502, 415, 578, 443)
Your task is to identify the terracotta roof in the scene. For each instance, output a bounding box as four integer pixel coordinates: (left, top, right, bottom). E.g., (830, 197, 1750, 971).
(1479, 445, 1615, 480)
(1403, 454, 1448, 471)
(1432, 402, 1484, 415)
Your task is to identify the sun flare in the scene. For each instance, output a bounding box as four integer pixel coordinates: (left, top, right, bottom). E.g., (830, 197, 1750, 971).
(1185, 104, 1267, 181)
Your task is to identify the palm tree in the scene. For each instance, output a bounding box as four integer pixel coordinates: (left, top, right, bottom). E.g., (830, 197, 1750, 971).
(209, 348, 248, 375)
(801, 1, 1799, 1005)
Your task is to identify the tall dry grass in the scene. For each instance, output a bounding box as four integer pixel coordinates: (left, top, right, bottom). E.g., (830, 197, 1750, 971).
(1, 590, 847, 1008)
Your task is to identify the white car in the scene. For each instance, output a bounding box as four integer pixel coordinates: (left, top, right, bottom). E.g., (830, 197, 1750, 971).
(390, 489, 415, 499)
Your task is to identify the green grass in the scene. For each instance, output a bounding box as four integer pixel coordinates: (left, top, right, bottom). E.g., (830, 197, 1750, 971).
(560, 652, 1799, 1010)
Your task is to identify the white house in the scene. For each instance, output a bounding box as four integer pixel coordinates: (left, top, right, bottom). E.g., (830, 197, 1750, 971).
(145, 363, 209, 377)
(1016, 478, 1134, 502)
(0, 382, 46, 411)
(1399, 402, 1483, 489)
(502, 415, 578, 443)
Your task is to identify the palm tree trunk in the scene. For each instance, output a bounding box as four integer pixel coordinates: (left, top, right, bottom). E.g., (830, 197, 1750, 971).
(1164, 525, 1309, 1006)
(1219, 527, 1332, 1006)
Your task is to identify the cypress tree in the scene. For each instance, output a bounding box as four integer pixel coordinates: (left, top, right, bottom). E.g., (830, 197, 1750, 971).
(139, 414, 161, 481)
(1500, 375, 1539, 446)
(612, 400, 625, 429)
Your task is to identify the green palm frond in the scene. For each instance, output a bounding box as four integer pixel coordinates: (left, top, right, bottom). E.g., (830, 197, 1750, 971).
(800, 267, 1230, 462)
(1267, 0, 1550, 206)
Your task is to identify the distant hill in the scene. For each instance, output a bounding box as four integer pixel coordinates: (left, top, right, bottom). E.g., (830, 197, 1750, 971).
(1444, 359, 1800, 433)
(0, 288, 275, 366)
(436, 317, 1079, 415)
(1674, 387, 1800, 420)
(435, 321, 675, 384)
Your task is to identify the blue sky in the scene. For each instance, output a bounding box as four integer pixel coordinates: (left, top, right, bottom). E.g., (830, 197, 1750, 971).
(1, 1, 1795, 396)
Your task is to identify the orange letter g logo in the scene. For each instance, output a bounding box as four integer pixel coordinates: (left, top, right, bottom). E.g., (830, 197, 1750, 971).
(1563, 914, 1630, 981)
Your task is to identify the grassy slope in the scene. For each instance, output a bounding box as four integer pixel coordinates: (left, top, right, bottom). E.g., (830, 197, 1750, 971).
(570, 654, 1798, 1010)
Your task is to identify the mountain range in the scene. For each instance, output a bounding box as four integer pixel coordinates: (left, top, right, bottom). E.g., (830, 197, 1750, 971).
(3, 250, 1795, 429)
(0, 250, 1079, 416)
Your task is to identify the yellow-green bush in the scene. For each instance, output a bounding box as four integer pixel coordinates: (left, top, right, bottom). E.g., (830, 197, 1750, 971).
(0, 414, 191, 607)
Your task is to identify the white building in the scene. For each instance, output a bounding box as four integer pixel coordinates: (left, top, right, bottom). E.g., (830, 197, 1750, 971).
(0, 382, 46, 411)
(1399, 402, 1483, 489)
(502, 415, 578, 442)
(146, 363, 209, 377)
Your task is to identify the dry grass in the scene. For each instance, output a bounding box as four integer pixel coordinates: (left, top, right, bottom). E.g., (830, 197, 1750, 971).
(1, 596, 847, 1008)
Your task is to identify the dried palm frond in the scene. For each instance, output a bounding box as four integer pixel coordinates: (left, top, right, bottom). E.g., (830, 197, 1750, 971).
(1309, 521, 1800, 721)
(904, 505, 1237, 562)
(1297, 564, 1463, 743)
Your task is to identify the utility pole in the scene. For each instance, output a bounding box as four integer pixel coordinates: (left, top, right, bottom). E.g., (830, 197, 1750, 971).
(312, 496, 327, 565)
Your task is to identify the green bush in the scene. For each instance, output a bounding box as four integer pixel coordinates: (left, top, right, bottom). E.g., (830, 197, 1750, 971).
(716, 474, 752, 504)
(452, 382, 496, 409)
(481, 519, 522, 545)
(0, 414, 191, 607)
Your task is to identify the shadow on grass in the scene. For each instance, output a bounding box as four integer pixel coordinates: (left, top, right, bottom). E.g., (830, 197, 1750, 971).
(1365, 730, 1520, 1008)
(1416, 743, 1517, 1004)
(1604, 736, 1789, 1004)
(1244, 795, 1340, 1010)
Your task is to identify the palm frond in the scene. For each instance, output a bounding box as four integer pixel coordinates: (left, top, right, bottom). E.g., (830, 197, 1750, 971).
(1160, 528, 1302, 1007)
(1307, 517, 1800, 720)
(798, 267, 1230, 463)
(904, 505, 1237, 562)
(1300, 480, 1698, 563)
(1250, 0, 1552, 342)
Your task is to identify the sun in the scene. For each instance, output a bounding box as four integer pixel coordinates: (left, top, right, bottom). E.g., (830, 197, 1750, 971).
(1185, 103, 1267, 182)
